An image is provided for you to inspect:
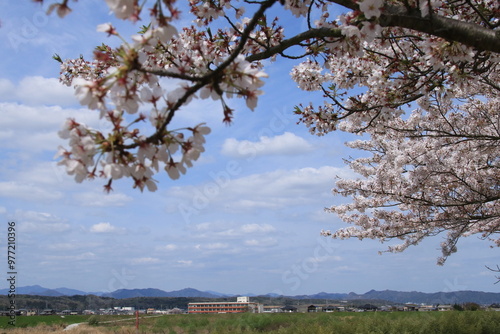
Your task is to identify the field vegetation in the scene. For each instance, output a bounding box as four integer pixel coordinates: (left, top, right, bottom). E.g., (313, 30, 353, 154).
(1, 310, 500, 333)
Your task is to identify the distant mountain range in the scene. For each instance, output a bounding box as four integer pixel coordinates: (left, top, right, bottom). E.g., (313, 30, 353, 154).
(1, 285, 500, 304)
(290, 289, 500, 305)
(0, 285, 229, 299)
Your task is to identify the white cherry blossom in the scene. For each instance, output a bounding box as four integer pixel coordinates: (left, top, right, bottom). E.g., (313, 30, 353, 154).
(358, 0, 384, 19)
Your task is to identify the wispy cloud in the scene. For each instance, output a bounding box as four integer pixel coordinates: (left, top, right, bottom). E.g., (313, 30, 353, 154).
(176, 260, 193, 267)
(15, 210, 71, 233)
(155, 244, 178, 251)
(90, 222, 127, 234)
(244, 237, 278, 247)
(0, 101, 101, 152)
(241, 223, 276, 234)
(0, 181, 63, 201)
(74, 192, 133, 207)
(44, 252, 96, 261)
(130, 257, 161, 265)
(221, 132, 314, 158)
(195, 242, 229, 250)
(0, 76, 76, 106)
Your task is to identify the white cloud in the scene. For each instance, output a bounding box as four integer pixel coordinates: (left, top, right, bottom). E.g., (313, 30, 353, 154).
(47, 242, 98, 251)
(334, 266, 357, 272)
(169, 166, 347, 201)
(195, 243, 229, 250)
(170, 166, 352, 214)
(241, 224, 276, 234)
(74, 192, 133, 207)
(0, 102, 101, 152)
(44, 252, 96, 261)
(16, 210, 71, 234)
(156, 244, 178, 251)
(0, 78, 15, 97)
(0, 181, 63, 201)
(130, 257, 161, 265)
(21, 221, 71, 234)
(221, 132, 314, 158)
(90, 222, 126, 234)
(244, 237, 278, 247)
(225, 166, 351, 208)
(309, 255, 343, 263)
(310, 209, 336, 223)
(189, 223, 278, 251)
(13, 161, 70, 185)
(20, 76, 77, 106)
(176, 260, 193, 266)
(193, 222, 212, 232)
(0, 77, 76, 107)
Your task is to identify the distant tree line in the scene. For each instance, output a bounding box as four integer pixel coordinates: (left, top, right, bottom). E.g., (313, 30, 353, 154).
(2, 295, 498, 313)
(0, 295, 195, 311)
(0, 295, 388, 312)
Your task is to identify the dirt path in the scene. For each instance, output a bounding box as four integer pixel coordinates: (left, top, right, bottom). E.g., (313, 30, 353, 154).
(63, 314, 164, 331)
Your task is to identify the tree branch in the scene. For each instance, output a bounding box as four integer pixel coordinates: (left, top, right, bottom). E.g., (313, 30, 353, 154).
(380, 5, 500, 53)
(246, 27, 343, 62)
(124, 0, 279, 149)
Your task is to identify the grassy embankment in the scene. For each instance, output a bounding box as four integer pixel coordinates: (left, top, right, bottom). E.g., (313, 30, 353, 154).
(1, 311, 500, 333)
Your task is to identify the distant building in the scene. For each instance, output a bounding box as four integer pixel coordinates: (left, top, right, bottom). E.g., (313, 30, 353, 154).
(307, 305, 321, 312)
(322, 305, 340, 312)
(437, 305, 453, 311)
(263, 305, 285, 313)
(40, 309, 56, 315)
(167, 308, 184, 314)
(281, 305, 298, 313)
(114, 306, 135, 311)
(188, 297, 263, 314)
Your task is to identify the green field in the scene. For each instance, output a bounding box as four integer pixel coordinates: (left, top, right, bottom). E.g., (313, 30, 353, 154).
(0, 314, 128, 331)
(1, 311, 500, 333)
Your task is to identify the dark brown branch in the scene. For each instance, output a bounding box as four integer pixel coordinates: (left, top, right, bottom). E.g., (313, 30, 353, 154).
(122, 0, 279, 149)
(380, 4, 500, 53)
(246, 27, 343, 62)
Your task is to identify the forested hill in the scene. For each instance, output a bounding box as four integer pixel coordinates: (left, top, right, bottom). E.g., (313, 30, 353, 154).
(0, 295, 202, 311)
(2, 289, 500, 311)
(294, 290, 500, 305)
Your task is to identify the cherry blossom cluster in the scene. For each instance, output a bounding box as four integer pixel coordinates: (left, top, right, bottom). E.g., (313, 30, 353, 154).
(287, 0, 499, 260)
(50, 0, 272, 191)
(322, 96, 499, 264)
(55, 115, 211, 192)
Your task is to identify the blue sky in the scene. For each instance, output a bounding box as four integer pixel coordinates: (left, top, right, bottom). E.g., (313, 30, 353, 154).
(0, 1, 498, 296)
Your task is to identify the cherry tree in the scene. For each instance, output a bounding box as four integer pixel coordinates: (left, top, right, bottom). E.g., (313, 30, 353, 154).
(38, 0, 498, 262)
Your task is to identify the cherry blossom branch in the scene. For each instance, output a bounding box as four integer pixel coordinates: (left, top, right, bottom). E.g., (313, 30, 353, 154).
(124, 0, 278, 149)
(247, 27, 343, 62)
(380, 3, 500, 53)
